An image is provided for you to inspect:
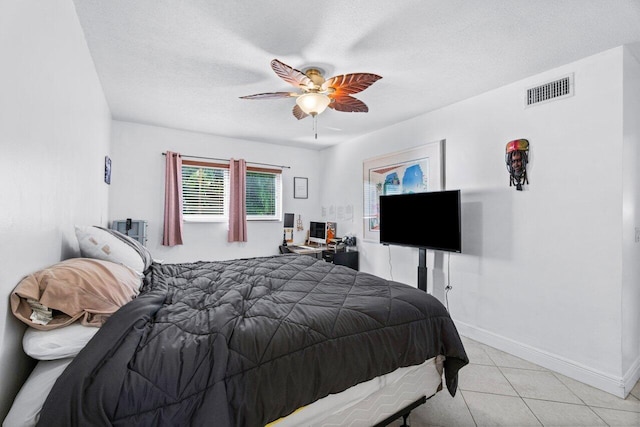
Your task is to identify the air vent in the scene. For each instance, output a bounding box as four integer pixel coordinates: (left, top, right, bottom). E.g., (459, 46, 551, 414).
(525, 74, 574, 107)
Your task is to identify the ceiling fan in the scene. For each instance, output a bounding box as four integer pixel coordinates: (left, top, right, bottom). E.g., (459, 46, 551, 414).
(240, 59, 382, 138)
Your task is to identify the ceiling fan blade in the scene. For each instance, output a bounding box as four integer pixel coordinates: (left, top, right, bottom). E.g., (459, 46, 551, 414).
(292, 104, 309, 120)
(239, 91, 294, 100)
(271, 59, 312, 88)
(328, 96, 369, 113)
(323, 73, 382, 96)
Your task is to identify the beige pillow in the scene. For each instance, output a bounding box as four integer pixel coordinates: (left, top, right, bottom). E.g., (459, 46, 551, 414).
(11, 258, 141, 330)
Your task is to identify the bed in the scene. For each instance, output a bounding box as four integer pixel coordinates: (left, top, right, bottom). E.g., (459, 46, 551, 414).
(6, 226, 468, 427)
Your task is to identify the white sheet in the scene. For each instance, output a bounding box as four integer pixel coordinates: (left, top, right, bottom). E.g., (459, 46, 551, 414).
(3, 358, 73, 427)
(269, 356, 444, 426)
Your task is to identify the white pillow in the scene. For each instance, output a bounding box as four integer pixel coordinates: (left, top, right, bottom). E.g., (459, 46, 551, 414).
(23, 322, 99, 360)
(75, 225, 152, 273)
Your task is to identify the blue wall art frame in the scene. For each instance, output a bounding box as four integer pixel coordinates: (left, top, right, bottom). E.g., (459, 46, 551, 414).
(362, 140, 445, 242)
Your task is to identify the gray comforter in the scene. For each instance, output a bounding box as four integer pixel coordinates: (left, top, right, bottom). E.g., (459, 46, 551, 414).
(38, 255, 468, 426)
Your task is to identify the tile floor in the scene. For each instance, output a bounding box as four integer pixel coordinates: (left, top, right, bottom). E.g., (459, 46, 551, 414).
(392, 336, 640, 426)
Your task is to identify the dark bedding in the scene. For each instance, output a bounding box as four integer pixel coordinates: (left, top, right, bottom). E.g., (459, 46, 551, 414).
(38, 255, 468, 427)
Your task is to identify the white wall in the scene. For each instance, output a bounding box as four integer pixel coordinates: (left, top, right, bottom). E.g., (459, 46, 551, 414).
(621, 46, 640, 391)
(0, 0, 111, 419)
(109, 121, 324, 263)
(321, 47, 638, 397)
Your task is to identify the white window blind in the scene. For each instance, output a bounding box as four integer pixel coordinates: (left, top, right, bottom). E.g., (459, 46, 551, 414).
(181, 160, 281, 222)
(182, 161, 229, 221)
(246, 170, 281, 220)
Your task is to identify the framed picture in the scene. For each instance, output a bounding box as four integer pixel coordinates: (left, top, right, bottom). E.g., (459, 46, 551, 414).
(104, 156, 112, 185)
(284, 213, 295, 228)
(362, 140, 445, 242)
(294, 177, 308, 199)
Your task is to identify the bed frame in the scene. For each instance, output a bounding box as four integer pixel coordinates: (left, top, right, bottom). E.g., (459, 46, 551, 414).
(374, 396, 427, 427)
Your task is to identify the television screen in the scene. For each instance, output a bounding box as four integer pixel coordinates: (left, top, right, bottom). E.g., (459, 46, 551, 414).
(379, 190, 461, 252)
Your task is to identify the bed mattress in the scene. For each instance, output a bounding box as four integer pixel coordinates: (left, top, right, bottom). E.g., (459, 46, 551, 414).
(4, 356, 442, 427)
(270, 356, 443, 426)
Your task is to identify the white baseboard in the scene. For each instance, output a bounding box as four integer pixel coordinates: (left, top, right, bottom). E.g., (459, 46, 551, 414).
(454, 320, 636, 398)
(623, 355, 640, 396)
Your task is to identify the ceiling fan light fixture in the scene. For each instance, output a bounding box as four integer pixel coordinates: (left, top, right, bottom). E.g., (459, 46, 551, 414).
(241, 59, 382, 138)
(296, 92, 330, 116)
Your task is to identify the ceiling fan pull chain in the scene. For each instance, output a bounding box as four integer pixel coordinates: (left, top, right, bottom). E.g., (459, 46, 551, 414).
(313, 114, 318, 139)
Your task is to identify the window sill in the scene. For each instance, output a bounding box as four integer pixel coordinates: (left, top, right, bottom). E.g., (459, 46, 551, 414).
(184, 216, 227, 223)
(183, 216, 281, 223)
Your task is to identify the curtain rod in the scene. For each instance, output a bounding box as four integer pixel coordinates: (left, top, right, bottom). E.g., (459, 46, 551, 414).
(162, 153, 290, 169)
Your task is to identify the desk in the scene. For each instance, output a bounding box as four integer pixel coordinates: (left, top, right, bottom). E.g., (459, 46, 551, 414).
(280, 245, 323, 259)
(280, 246, 359, 270)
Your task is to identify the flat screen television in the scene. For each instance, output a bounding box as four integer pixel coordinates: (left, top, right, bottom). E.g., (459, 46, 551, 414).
(379, 190, 461, 253)
(309, 221, 327, 245)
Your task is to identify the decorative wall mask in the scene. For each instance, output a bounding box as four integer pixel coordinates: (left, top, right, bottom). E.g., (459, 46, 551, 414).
(505, 139, 529, 191)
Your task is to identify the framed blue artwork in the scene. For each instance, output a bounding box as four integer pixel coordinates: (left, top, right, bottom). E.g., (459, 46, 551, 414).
(362, 140, 444, 242)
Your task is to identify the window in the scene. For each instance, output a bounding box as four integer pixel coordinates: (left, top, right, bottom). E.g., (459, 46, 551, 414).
(245, 168, 280, 219)
(181, 160, 282, 222)
(182, 161, 229, 221)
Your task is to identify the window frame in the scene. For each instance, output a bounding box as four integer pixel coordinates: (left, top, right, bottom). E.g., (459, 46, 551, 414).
(244, 166, 283, 221)
(181, 159, 282, 223)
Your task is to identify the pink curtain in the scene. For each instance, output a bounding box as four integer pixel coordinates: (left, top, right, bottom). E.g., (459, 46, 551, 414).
(163, 151, 184, 246)
(228, 158, 247, 242)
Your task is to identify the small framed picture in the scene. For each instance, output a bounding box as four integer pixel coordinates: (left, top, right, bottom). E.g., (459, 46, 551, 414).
(104, 156, 112, 184)
(294, 177, 308, 199)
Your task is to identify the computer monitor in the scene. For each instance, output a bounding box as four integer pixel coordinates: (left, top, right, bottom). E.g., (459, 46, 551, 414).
(309, 221, 326, 245)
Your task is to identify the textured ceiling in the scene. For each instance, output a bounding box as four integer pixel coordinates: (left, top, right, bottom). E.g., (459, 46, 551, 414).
(72, 0, 640, 150)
